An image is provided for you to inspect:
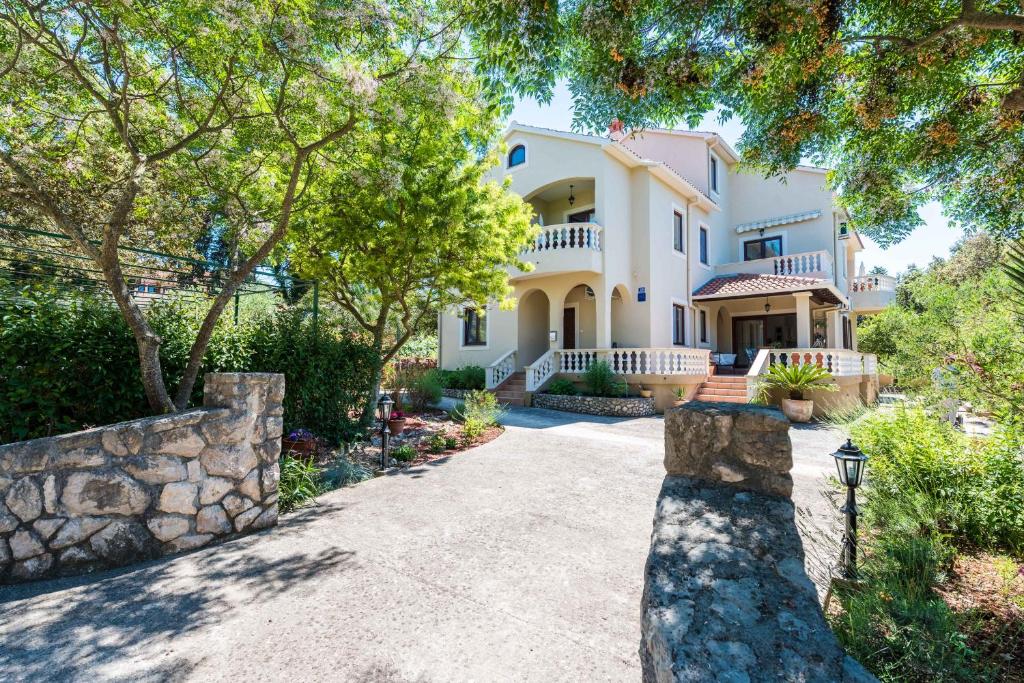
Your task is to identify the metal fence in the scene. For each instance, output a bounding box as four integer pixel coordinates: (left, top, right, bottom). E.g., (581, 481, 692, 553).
(0, 223, 319, 329)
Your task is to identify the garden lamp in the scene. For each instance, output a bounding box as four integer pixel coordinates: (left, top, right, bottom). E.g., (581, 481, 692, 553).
(377, 394, 394, 470)
(832, 439, 868, 580)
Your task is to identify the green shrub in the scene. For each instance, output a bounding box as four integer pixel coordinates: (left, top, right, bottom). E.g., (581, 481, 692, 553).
(427, 433, 447, 454)
(460, 390, 502, 440)
(0, 288, 379, 445)
(392, 443, 416, 462)
(278, 454, 323, 513)
(444, 435, 459, 449)
(851, 408, 1024, 552)
(582, 360, 626, 397)
(545, 378, 578, 395)
(441, 365, 485, 390)
(407, 369, 444, 411)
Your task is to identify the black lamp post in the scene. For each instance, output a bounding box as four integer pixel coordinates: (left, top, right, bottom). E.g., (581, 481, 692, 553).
(377, 394, 394, 470)
(832, 439, 868, 579)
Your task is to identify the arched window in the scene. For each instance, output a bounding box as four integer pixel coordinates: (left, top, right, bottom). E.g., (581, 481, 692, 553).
(508, 144, 526, 168)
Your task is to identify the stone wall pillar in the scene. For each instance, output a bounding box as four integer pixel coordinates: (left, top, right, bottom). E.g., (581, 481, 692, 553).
(0, 372, 284, 584)
(641, 403, 875, 682)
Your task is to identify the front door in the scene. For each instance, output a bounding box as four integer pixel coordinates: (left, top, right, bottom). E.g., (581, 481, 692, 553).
(563, 307, 577, 349)
(733, 318, 765, 367)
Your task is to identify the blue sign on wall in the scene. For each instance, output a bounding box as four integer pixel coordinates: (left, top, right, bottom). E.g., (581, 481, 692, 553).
(638, 286, 647, 303)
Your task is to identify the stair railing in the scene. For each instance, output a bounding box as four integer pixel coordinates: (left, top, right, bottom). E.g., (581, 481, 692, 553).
(485, 350, 517, 390)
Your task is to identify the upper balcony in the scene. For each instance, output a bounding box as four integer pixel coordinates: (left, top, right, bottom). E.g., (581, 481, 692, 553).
(849, 274, 897, 312)
(510, 222, 603, 280)
(715, 250, 834, 281)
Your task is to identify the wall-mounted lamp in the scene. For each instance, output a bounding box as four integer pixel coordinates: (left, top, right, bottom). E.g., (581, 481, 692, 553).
(568, 184, 575, 207)
(764, 296, 771, 313)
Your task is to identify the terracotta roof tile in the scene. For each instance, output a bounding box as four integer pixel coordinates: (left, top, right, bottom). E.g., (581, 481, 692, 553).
(693, 273, 825, 297)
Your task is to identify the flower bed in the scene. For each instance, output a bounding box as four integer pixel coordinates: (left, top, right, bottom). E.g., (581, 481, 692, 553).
(532, 393, 656, 417)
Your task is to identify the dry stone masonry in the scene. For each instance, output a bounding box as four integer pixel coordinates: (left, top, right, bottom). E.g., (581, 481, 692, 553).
(531, 393, 656, 417)
(0, 373, 284, 584)
(641, 401, 876, 682)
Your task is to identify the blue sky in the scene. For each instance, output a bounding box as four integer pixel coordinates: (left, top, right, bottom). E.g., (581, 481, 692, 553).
(508, 83, 961, 275)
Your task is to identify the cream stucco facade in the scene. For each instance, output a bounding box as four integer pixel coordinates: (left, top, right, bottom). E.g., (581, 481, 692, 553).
(438, 123, 890, 404)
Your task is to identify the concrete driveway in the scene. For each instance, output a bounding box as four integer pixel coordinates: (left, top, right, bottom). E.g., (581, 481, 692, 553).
(0, 406, 844, 682)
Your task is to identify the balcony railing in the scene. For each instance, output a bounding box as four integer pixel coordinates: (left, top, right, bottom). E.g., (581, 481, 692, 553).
(747, 348, 878, 379)
(522, 347, 711, 391)
(512, 222, 603, 280)
(850, 274, 896, 293)
(849, 274, 897, 312)
(716, 250, 833, 280)
(523, 223, 602, 254)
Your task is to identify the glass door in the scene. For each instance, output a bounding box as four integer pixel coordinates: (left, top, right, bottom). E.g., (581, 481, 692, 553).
(734, 318, 765, 367)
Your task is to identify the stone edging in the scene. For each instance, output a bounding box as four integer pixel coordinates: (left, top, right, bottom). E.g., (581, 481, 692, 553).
(532, 393, 656, 417)
(441, 388, 476, 399)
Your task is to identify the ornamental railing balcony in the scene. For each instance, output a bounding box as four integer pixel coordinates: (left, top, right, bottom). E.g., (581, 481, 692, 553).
(510, 222, 604, 280)
(849, 274, 897, 312)
(715, 250, 833, 280)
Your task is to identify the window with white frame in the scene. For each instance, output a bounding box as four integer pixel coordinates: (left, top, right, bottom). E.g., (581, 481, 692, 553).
(709, 155, 719, 193)
(462, 307, 486, 346)
(700, 309, 708, 343)
(673, 210, 685, 253)
(699, 226, 709, 265)
(672, 304, 687, 346)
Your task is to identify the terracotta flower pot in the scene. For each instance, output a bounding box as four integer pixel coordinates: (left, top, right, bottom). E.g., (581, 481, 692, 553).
(781, 398, 814, 423)
(387, 418, 407, 436)
(639, 389, 653, 398)
(673, 399, 686, 407)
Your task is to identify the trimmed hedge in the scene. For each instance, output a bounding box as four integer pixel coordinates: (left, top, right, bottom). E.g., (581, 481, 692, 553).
(0, 287, 378, 445)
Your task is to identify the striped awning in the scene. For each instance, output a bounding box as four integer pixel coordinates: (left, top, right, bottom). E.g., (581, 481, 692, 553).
(735, 210, 821, 234)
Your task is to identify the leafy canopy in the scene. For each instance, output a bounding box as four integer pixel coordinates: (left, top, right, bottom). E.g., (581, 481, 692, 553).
(468, 1, 1024, 245)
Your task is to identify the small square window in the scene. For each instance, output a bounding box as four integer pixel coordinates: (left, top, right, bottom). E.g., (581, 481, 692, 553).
(462, 307, 486, 346)
(673, 211, 685, 252)
(673, 304, 686, 346)
(699, 227, 709, 265)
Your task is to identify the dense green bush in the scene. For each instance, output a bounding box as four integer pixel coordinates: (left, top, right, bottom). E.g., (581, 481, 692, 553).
(407, 369, 444, 410)
(545, 378, 578, 395)
(582, 360, 626, 397)
(0, 287, 378, 445)
(828, 408, 1024, 680)
(391, 443, 416, 462)
(458, 390, 502, 440)
(439, 365, 485, 390)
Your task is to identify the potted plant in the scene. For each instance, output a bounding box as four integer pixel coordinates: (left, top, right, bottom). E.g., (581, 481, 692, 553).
(282, 429, 319, 459)
(638, 385, 653, 398)
(754, 364, 837, 422)
(387, 410, 408, 436)
(672, 387, 687, 407)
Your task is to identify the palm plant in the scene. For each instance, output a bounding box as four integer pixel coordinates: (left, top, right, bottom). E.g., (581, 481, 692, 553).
(754, 363, 838, 403)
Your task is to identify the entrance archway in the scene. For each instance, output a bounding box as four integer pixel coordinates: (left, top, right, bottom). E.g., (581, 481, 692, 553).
(517, 289, 550, 368)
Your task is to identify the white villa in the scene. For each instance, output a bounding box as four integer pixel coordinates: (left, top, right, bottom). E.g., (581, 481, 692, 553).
(438, 123, 893, 413)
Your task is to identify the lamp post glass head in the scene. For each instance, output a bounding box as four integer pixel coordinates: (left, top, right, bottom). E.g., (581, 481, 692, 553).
(377, 394, 394, 423)
(832, 439, 867, 487)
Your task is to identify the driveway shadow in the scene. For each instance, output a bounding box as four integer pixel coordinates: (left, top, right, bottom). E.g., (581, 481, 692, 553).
(0, 505, 359, 682)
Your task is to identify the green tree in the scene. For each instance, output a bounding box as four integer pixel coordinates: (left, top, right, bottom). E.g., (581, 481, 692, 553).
(292, 67, 534, 421)
(468, 1, 1024, 245)
(0, 1, 462, 413)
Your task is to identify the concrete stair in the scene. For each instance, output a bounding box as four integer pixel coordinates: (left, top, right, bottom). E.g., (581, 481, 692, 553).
(491, 372, 526, 406)
(694, 373, 748, 404)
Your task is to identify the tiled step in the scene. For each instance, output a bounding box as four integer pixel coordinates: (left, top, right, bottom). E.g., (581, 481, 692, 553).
(698, 387, 747, 397)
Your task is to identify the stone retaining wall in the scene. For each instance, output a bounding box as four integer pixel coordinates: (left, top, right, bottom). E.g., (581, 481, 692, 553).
(641, 401, 875, 682)
(441, 388, 476, 400)
(531, 393, 657, 417)
(0, 373, 284, 584)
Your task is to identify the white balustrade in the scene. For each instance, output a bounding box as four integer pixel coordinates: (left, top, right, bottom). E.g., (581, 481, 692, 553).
(850, 274, 897, 293)
(748, 348, 880, 378)
(715, 250, 833, 279)
(523, 223, 602, 254)
(557, 348, 710, 376)
(486, 350, 517, 390)
(525, 349, 556, 391)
